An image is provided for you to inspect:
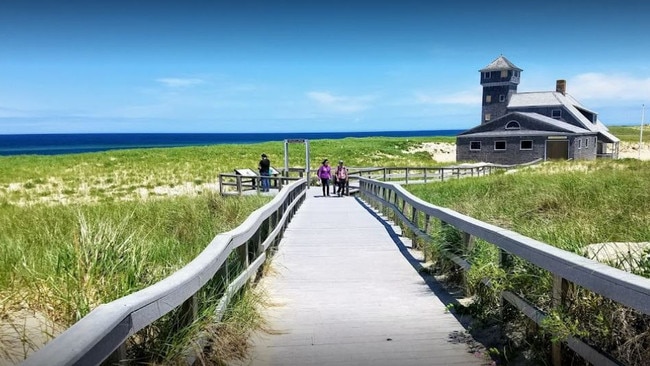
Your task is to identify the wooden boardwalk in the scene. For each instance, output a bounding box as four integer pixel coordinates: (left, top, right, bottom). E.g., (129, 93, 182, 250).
(242, 188, 488, 366)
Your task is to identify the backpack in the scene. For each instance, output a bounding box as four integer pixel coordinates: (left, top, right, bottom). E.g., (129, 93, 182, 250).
(337, 166, 348, 180)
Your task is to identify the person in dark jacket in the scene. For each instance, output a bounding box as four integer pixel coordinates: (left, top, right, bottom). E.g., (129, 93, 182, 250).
(258, 153, 271, 192)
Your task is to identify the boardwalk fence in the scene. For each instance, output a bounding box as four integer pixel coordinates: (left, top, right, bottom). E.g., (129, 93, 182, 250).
(359, 177, 650, 366)
(24, 179, 308, 366)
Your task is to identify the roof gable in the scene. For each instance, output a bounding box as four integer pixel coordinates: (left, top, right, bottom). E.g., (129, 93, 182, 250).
(479, 55, 523, 72)
(458, 112, 593, 137)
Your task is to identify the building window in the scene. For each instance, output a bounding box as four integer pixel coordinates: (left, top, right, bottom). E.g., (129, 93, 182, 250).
(552, 109, 562, 119)
(577, 139, 581, 149)
(514, 70, 520, 77)
(470, 141, 481, 150)
(494, 141, 506, 150)
(585, 138, 589, 147)
(485, 95, 491, 103)
(499, 94, 506, 102)
(520, 140, 533, 150)
(483, 72, 491, 79)
(505, 121, 520, 130)
(484, 113, 491, 122)
(501, 70, 508, 78)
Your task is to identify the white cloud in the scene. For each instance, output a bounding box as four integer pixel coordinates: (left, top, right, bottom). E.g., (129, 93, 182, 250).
(306, 91, 375, 113)
(568, 73, 650, 101)
(156, 78, 206, 88)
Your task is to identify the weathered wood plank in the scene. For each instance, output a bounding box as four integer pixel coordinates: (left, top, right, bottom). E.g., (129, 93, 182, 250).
(243, 188, 486, 366)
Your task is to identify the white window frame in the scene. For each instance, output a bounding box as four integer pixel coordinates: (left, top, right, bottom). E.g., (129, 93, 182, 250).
(505, 121, 520, 130)
(577, 139, 582, 149)
(520, 140, 533, 150)
(483, 72, 491, 79)
(494, 141, 506, 151)
(484, 113, 491, 122)
(485, 95, 491, 103)
(499, 94, 506, 102)
(585, 138, 589, 147)
(470, 141, 481, 151)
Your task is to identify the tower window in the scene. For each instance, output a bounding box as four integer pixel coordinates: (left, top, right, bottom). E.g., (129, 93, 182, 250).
(485, 95, 491, 103)
(484, 113, 491, 122)
(552, 109, 562, 119)
(483, 72, 491, 79)
(505, 121, 521, 130)
(501, 70, 508, 78)
(585, 138, 589, 147)
(470, 141, 481, 150)
(520, 140, 533, 150)
(494, 141, 506, 150)
(514, 71, 520, 77)
(577, 139, 582, 149)
(499, 95, 506, 102)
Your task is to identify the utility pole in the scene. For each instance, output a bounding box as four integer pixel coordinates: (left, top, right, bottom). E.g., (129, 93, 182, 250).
(640, 104, 646, 160)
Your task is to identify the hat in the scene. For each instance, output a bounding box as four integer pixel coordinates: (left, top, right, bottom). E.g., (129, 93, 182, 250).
(261, 153, 267, 158)
(339, 160, 343, 163)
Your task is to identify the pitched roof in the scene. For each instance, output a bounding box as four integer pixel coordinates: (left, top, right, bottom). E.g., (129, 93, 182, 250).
(479, 55, 522, 72)
(507, 91, 620, 143)
(458, 112, 593, 137)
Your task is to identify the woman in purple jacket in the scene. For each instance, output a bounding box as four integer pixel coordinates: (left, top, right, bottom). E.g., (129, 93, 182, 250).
(316, 159, 332, 197)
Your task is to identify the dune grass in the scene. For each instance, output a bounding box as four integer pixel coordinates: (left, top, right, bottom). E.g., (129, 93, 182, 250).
(0, 136, 451, 206)
(404, 159, 650, 365)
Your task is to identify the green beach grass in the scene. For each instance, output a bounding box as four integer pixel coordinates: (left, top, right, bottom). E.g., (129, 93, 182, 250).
(404, 158, 650, 365)
(0, 135, 451, 363)
(2, 132, 648, 364)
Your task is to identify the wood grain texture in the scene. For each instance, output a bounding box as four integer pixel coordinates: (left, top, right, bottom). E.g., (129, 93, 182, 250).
(243, 188, 486, 366)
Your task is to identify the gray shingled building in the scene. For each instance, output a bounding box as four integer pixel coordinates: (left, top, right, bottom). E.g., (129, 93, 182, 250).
(456, 55, 620, 165)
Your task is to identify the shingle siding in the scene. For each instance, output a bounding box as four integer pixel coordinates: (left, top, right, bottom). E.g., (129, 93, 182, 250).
(457, 135, 546, 164)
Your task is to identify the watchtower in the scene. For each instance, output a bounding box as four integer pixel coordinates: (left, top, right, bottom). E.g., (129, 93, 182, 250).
(480, 55, 522, 124)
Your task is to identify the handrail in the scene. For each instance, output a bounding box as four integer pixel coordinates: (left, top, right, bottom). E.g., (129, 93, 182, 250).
(359, 177, 650, 366)
(23, 179, 308, 366)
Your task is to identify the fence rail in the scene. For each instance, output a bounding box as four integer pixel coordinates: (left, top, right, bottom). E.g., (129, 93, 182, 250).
(359, 177, 650, 366)
(24, 179, 308, 366)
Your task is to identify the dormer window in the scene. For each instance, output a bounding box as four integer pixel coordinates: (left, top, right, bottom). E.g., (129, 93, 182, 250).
(552, 109, 562, 119)
(505, 121, 521, 130)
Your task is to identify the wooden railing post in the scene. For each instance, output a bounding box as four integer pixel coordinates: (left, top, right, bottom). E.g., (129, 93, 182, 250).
(551, 275, 570, 366)
(499, 248, 515, 322)
(441, 168, 445, 181)
(405, 168, 409, 184)
(461, 232, 475, 295)
(236, 176, 242, 195)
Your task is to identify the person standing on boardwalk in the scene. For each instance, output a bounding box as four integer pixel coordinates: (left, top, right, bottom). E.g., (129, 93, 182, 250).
(258, 153, 271, 192)
(316, 159, 332, 196)
(335, 160, 349, 196)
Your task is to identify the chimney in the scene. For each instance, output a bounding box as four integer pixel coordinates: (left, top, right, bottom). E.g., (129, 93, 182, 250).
(556, 79, 566, 95)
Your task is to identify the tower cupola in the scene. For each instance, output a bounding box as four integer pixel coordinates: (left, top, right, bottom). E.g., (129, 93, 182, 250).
(479, 55, 522, 124)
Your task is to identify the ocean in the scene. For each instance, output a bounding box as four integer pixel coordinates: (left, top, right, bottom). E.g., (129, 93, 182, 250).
(0, 130, 462, 156)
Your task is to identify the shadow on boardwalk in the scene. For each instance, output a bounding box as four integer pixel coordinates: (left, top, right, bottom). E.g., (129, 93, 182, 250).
(239, 189, 496, 366)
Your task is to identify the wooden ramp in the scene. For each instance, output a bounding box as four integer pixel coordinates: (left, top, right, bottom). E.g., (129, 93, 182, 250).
(243, 187, 487, 366)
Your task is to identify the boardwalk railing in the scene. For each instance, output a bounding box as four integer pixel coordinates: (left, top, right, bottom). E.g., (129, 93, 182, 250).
(24, 179, 308, 366)
(219, 173, 302, 195)
(359, 177, 650, 366)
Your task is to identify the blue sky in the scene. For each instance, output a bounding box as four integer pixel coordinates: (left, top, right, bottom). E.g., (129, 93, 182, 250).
(1, 0, 649, 134)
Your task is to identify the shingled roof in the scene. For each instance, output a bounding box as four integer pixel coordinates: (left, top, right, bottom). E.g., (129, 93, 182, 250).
(479, 55, 522, 72)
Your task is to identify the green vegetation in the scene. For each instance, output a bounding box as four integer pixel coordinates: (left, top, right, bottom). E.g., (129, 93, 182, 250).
(0, 135, 452, 363)
(608, 125, 646, 142)
(0, 136, 451, 206)
(405, 159, 650, 365)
